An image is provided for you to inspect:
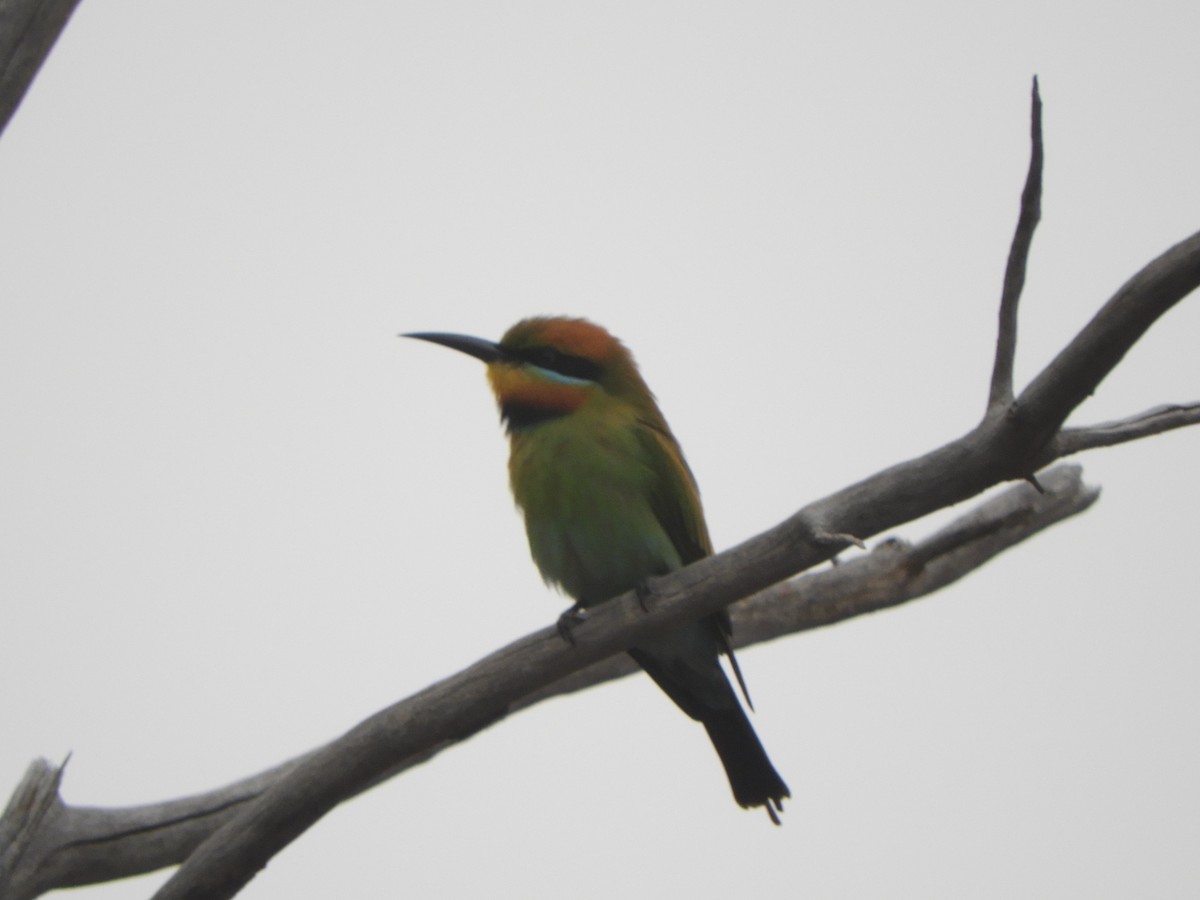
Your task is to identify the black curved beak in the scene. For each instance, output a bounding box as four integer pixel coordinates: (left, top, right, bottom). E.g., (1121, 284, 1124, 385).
(403, 332, 507, 364)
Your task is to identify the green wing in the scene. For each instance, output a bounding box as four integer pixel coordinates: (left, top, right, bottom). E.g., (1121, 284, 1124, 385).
(634, 417, 712, 565)
(634, 415, 755, 707)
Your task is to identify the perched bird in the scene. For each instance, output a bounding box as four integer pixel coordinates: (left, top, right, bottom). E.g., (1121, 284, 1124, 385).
(406, 317, 789, 822)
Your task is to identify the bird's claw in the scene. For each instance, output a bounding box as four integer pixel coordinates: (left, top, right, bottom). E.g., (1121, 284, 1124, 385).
(556, 604, 589, 645)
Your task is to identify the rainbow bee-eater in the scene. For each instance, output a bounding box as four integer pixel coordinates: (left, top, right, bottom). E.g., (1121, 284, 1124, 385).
(406, 317, 789, 822)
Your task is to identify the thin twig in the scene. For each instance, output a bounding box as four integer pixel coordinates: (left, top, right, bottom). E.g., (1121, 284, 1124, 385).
(988, 76, 1043, 414)
(1052, 402, 1200, 456)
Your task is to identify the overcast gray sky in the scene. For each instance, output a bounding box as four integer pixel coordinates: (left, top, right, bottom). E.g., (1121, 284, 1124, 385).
(2, 3, 1199, 898)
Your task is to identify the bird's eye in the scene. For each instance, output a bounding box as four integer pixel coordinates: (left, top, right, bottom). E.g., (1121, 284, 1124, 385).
(519, 346, 603, 382)
(528, 348, 564, 369)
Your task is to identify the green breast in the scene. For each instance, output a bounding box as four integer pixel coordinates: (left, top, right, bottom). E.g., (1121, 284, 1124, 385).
(508, 411, 681, 605)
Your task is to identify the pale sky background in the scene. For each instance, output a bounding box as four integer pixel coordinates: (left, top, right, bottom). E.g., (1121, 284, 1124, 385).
(2, 3, 1199, 898)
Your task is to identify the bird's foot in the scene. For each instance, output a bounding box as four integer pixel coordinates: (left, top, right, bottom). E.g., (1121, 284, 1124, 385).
(556, 603, 589, 645)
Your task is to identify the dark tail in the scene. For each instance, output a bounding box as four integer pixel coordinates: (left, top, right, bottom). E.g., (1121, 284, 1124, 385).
(702, 704, 790, 824)
(629, 619, 790, 823)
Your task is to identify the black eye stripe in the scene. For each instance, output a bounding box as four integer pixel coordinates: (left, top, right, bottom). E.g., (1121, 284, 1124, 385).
(511, 347, 603, 382)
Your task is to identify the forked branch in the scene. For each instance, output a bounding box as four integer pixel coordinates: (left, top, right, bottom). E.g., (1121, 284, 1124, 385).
(0, 466, 1098, 900)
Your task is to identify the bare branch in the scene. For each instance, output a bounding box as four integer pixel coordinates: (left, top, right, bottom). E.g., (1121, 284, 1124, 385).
(721, 463, 1097, 642)
(1018, 229, 1200, 458)
(0, 759, 65, 899)
(1051, 402, 1200, 457)
(0, 467, 1097, 898)
(0, 756, 306, 900)
(988, 76, 1043, 414)
(0, 0, 83, 137)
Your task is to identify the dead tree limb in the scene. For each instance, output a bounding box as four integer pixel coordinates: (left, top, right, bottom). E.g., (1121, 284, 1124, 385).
(0, 0, 83, 137)
(0, 465, 1098, 900)
(988, 76, 1042, 414)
